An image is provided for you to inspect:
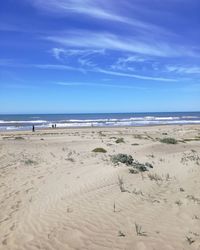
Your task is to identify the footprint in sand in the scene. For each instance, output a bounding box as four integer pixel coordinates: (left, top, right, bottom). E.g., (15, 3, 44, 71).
(2, 238, 7, 245)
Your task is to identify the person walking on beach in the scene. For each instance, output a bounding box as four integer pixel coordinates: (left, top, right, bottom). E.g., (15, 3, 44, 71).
(32, 125, 35, 132)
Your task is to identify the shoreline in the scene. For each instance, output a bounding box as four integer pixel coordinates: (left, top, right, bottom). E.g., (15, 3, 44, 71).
(1, 111, 200, 133)
(1, 123, 200, 135)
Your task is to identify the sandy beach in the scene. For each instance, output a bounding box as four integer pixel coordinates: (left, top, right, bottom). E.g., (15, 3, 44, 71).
(0, 125, 200, 250)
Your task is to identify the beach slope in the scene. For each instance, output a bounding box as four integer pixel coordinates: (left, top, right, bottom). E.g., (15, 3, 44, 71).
(0, 125, 200, 250)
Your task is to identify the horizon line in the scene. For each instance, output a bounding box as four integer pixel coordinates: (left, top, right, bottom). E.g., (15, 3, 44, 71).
(0, 110, 200, 116)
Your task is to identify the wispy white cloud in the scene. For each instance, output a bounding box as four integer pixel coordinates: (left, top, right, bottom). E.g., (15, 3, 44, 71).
(34, 63, 89, 74)
(166, 65, 200, 74)
(78, 58, 96, 68)
(50, 48, 105, 60)
(35, 64, 77, 71)
(95, 68, 177, 82)
(0, 59, 178, 82)
(34, 63, 177, 82)
(46, 31, 196, 58)
(111, 55, 149, 71)
(117, 55, 148, 64)
(56, 81, 147, 90)
(0, 61, 81, 72)
(30, 0, 164, 35)
(32, 0, 129, 23)
(50, 48, 66, 60)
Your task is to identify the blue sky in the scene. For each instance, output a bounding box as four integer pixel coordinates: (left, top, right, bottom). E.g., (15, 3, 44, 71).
(0, 0, 200, 114)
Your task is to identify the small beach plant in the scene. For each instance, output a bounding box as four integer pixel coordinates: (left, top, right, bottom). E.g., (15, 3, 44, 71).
(115, 138, 125, 143)
(112, 154, 133, 165)
(160, 137, 177, 144)
(92, 147, 107, 153)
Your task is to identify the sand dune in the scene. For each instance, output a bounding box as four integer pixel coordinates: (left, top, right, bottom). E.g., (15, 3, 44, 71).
(0, 125, 200, 250)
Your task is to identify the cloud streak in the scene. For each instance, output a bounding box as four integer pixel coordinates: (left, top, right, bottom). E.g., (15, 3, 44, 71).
(32, 0, 128, 22)
(111, 55, 149, 71)
(34, 64, 77, 71)
(95, 68, 177, 82)
(0, 59, 178, 82)
(166, 65, 200, 74)
(46, 31, 197, 58)
(30, 0, 165, 35)
(56, 81, 147, 90)
(50, 48, 105, 60)
(35, 63, 177, 82)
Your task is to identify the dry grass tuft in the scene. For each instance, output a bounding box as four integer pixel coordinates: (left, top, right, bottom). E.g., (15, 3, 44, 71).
(135, 223, 147, 236)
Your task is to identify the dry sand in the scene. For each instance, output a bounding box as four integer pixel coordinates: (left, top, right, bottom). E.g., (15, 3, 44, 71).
(0, 125, 200, 250)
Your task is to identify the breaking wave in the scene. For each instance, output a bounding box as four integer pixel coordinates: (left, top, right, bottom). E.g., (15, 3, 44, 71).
(0, 114, 200, 131)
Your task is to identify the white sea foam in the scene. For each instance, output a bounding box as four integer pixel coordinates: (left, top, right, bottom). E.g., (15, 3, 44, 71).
(181, 116, 199, 119)
(44, 119, 200, 128)
(0, 120, 48, 124)
(60, 117, 181, 123)
(67, 119, 109, 123)
(143, 116, 180, 120)
(1, 115, 200, 131)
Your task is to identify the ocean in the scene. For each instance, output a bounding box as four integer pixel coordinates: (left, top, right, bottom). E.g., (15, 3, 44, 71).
(0, 112, 200, 131)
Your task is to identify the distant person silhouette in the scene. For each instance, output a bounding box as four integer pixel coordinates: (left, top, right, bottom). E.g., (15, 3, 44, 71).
(32, 125, 35, 132)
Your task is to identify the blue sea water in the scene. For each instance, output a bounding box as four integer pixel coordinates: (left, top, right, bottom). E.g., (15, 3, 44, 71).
(0, 112, 200, 131)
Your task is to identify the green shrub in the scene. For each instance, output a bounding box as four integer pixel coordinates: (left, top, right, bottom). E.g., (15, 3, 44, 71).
(92, 148, 107, 153)
(148, 173, 163, 181)
(145, 162, 153, 168)
(98, 131, 106, 137)
(160, 137, 177, 144)
(24, 159, 37, 165)
(115, 138, 125, 144)
(132, 161, 148, 172)
(112, 154, 133, 165)
(15, 136, 25, 140)
(111, 154, 153, 172)
(129, 168, 139, 174)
